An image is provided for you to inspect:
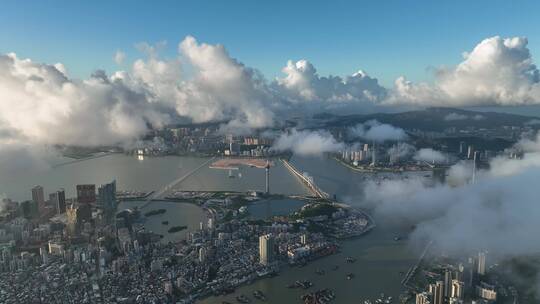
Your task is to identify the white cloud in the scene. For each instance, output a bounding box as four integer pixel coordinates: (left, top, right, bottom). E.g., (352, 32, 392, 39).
(472, 114, 485, 120)
(525, 119, 540, 125)
(0, 53, 171, 147)
(271, 129, 344, 156)
(5, 34, 540, 155)
(387, 142, 415, 159)
(362, 142, 540, 259)
(413, 148, 447, 164)
(444, 112, 468, 121)
(389, 36, 540, 106)
(274, 59, 387, 103)
(349, 120, 407, 142)
(114, 50, 126, 65)
(175, 36, 274, 129)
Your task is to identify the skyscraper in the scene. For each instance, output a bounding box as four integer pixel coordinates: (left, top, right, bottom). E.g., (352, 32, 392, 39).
(259, 234, 274, 266)
(98, 180, 116, 210)
(477, 251, 486, 276)
(265, 160, 270, 194)
(415, 292, 432, 304)
(76, 184, 96, 204)
(50, 189, 66, 214)
(444, 269, 452, 297)
(66, 206, 78, 236)
(31, 185, 45, 210)
(428, 281, 444, 304)
(451, 279, 464, 299)
(467, 145, 474, 159)
(20, 200, 39, 219)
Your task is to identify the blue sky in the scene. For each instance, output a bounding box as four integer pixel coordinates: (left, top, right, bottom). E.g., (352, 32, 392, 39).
(1, 0, 539, 86)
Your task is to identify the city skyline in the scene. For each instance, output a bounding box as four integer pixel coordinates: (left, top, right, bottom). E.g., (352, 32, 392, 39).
(2, 2, 540, 303)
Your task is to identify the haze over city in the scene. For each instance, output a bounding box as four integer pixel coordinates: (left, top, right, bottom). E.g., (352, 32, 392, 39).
(2, 1, 540, 304)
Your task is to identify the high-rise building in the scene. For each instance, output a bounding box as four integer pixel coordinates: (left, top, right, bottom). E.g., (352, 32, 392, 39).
(98, 180, 116, 210)
(476, 282, 497, 301)
(20, 200, 39, 219)
(31, 185, 45, 210)
(428, 281, 444, 304)
(416, 292, 432, 304)
(451, 279, 464, 299)
(66, 206, 78, 236)
(259, 234, 274, 266)
(199, 247, 207, 263)
(477, 251, 486, 276)
(444, 269, 452, 297)
(49, 189, 66, 214)
(265, 160, 270, 194)
(459, 141, 466, 155)
(300, 234, 308, 245)
(467, 145, 474, 159)
(76, 184, 96, 204)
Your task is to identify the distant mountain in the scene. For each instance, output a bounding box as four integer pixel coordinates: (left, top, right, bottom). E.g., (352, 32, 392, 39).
(321, 107, 540, 131)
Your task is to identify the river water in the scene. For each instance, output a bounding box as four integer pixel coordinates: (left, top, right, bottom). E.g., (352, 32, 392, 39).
(0, 153, 419, 303)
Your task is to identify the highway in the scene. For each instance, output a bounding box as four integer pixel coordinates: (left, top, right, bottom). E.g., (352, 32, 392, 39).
(140, 157, 215, 209)
(281, 159, 329, 199)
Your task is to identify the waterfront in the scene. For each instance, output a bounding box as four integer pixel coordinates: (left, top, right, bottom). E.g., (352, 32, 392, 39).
(0, 154, 309, 202)
(247, 198, 307, 220)
(199, 155, 419, 304)
(117, 200, 208, 243)
(0, 153, 418, 303)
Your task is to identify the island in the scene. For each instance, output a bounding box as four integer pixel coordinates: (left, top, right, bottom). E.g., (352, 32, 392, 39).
(167, 225, 187, 233)
(144, 209, 166, 217)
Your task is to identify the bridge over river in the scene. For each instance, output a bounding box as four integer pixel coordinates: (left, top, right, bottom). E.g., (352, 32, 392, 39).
(140, 157, 216, 209)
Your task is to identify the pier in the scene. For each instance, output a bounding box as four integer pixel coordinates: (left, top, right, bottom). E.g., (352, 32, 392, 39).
(281, 159, 329, 199)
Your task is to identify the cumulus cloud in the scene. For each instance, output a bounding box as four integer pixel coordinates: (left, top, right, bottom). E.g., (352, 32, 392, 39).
(389, 36, 540, 106)
(362, 136, 540, 262)
(349, 120, 407, 142)
(525, 119, 540, 125)
(0, 36, 281, 152)
(114, 50, 126, 65)
(414, 148, 447, 164)
(274, 60, 387, 104)
(5, 34, 540, 156)
(271, 129, 344, 156)
(444, 112, 468, 121)
(176, 36, 274, 129)
(472, 114, 485, 120)
(0, 53, 172, 147)
(387, 142, 415, 159)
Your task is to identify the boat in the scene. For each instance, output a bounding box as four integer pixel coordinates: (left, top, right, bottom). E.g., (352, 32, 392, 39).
(236, 294, 250, 303)
(161, 221, 169, 225)
(346, 273, 354, 280)
(346, 256, 356, 263)
(315, 268, 325, 275)
(253, 290, 266, 301)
